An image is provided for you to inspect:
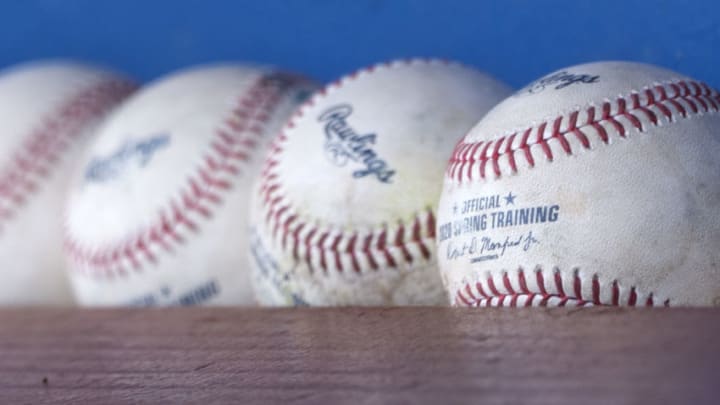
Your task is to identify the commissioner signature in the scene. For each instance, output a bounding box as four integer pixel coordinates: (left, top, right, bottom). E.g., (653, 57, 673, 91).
(446, 231, 540, 262)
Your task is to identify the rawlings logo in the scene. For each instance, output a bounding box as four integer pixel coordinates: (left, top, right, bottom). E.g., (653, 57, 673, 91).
(523, 70, 600, 94)
(85, 134, 170, 182)
(318, 104, 396, 184)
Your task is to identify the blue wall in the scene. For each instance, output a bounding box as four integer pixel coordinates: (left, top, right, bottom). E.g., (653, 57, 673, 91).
(1, 0, 718, 87)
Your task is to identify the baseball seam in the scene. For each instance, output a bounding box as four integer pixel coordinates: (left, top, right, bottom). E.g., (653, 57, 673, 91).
(447, 80, 720, 183)
(0, 78, 136, 231)
(455, 268, 670, 307)
(64, 73, 310, 279)
(256, 59, 463, 277)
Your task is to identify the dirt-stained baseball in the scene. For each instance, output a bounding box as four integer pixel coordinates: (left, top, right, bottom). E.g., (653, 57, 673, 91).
(63, 64, 317, 306)
(0, 61, 136, 305)
(438, 61, 720, 307)
(249, 59, 512, 306)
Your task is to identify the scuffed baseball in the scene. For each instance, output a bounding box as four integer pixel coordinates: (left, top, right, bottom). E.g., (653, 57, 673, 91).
(0, 61, 136, 305)
(249, 59, 512, 306)
(64, 64, 317, 306)
(438, 61, 720, 307)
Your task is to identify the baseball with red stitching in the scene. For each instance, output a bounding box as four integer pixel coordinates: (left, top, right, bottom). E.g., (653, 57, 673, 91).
(438, 61, 720, 307)
(249, 59, 512, 306)
(63, 64, 317, 306)
(0, 61, 136, 305)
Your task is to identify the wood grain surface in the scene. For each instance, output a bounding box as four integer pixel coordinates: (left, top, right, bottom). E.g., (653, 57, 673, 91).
(0, 307, 718, 404)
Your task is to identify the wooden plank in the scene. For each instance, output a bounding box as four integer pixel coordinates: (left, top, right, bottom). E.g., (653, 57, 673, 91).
(0, 308, 718, 404)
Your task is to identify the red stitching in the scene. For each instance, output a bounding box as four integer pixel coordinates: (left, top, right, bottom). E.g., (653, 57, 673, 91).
(65, 73, 312, 278)
(0, 78, 136, 231)
(455, 268, 671, 307)
(255, 60, 453, 276)
(447, 80, 720, 182)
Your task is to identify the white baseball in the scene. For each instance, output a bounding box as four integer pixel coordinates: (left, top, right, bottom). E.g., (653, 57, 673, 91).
(0, 61, 136, 305)
(63, 64, 317, 306)
(438, 61, 720, 307)
(249, 59, 512, 306)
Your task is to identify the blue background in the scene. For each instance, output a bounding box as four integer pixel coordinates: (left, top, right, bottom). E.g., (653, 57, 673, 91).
(1, 0, 718, 88)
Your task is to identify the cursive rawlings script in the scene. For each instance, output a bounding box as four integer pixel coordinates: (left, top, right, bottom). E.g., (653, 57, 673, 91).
(318, 104, 396, 183)
(522, 70, 600, 94)
(85, 134, 170, 182)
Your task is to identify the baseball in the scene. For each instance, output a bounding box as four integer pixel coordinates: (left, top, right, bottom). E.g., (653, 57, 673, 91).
(0, 61, 136, 305)
(63, 64, 317, 306)
(249, 59, 512, 306)
(438, 61, 720, 307)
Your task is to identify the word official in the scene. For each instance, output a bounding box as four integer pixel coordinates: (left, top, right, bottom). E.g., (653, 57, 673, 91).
(461, 195, 502, 214)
